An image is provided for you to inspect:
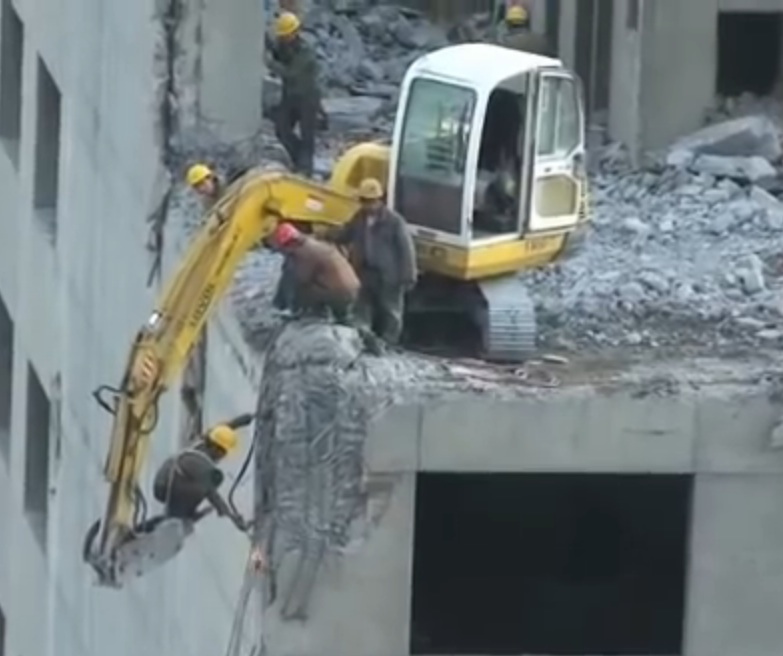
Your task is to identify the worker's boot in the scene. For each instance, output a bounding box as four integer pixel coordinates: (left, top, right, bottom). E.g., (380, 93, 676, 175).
(358, 327, 385, 356)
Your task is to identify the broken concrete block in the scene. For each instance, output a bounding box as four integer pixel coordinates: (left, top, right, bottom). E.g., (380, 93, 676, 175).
(737, 253, 766, 295)
(690, 154, 776, 184)
(666, 149, 694, 169)
(673, 115, 782, 162)
(750, 185, 783, 212)
(322, 96, 385, 130)
(770, 417, 783, 448)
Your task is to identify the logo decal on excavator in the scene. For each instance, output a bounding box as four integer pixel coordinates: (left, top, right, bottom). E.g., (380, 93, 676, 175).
(415, 243, 447, 260)
(190, 283, 216, 329)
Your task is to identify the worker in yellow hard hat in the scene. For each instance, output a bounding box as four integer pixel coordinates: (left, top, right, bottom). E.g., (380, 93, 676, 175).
(185, 163, 223, 210)
(495, 2, 553, 55)
(266, 11, 323, 177)
(151, 419, 251, 532)
(327, 178, 417, 345)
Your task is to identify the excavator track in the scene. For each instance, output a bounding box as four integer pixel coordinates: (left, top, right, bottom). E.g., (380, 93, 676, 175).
(477, 276, 537, 362)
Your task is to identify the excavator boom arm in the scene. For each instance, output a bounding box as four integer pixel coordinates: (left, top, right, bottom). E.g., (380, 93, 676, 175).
(88, 169, 361, 582)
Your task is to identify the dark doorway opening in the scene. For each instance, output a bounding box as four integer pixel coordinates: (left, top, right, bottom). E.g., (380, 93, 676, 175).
(410, 473, 693, 655)
(574, 0, 613, 117)
(717, 13, 782, 96)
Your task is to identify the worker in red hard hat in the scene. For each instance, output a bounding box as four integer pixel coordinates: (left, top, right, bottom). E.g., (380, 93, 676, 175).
(272, 222, 360, 323)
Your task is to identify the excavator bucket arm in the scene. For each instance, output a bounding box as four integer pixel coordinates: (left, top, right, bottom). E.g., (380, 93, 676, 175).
(84, 168, 361, 587)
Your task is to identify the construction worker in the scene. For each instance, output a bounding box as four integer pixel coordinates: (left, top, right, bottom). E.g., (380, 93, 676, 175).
(273, 222, 360, 323)
(268, 12, 322, 177)
(186, 163, 223, 210)
(152, 424, 249, 532)
(329, 178, 417, 344)
(496, 4, 554, 56)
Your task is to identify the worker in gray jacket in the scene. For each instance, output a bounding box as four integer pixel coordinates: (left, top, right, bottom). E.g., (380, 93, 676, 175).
(330, 178, 417, 344)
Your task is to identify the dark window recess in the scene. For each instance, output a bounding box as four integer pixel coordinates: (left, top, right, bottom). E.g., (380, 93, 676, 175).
(0, 602, 5, 656)
(0, 293, 12, 460)
(33, 57, 61, 239)
(410, 472, 693, 655)
(24, 363, 50, 549)
(716, 13, 782, 96)
(0, 0, 24, 165)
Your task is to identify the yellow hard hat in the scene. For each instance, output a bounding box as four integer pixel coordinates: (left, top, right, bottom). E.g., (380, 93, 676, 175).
(358, 177, 384, 200)
(276, 12, 301, 37)
(206, 425, 239, 453)
(506, 5, 528, 24)
(186, 163, 213, 188)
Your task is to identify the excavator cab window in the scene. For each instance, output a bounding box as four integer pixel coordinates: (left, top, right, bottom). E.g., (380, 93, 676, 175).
(474, 78, 528, 238)
(525, 70, 585, 233)
(395, 78, 475, 237)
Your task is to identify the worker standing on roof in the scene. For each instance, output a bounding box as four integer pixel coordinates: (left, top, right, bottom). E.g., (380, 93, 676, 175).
(329, 178, 417, 345)
(152, 424, 249, 532)
(268, 12, 322, 177)
(186, 163, 223, 211)
(272, 223, 360, 323)
(496, 4, 554, 56)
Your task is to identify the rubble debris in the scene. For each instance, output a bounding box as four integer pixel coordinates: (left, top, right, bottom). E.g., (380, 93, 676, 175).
(671, 115, 782, 163)
(527, 127, 783, 352)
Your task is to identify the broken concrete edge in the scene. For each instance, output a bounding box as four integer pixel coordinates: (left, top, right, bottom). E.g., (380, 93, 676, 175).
(208, 289, 783, 474)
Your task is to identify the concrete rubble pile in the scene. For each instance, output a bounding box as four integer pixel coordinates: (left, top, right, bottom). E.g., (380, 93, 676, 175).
(530, 111, 783, 351)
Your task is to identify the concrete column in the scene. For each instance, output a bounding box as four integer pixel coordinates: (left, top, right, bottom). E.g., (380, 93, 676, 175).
(194, 0, 264, 141)
(557, 0, 577, 68)
(607, 0, 643, 160)
(637, 0, 718, 150)
(530, 0, 547, 34)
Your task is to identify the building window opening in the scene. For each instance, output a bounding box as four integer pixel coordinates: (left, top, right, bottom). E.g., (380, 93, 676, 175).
(0, 0, 24, 166)
(24, 363, 50, 549)
(716, 13, 782, 96)
(33, 57, 61, 239)
(0, 603, 5, 656)
(410, 473, 692, 655)
(0, 294, 12, 460)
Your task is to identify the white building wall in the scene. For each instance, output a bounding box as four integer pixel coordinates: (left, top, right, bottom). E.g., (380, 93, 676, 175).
(0, 0, 263, 655)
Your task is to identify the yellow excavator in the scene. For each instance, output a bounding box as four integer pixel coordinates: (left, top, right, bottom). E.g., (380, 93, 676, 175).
(82, 43, 590, 587)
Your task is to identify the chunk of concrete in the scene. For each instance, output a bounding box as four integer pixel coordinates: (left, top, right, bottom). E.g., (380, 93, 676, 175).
(322, 96, 385, 131)
(673, 115, 782, 162)
(690, 154, 777, 184)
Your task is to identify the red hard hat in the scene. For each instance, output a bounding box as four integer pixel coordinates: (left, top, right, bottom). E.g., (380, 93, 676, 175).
(274, 222, 300, 246)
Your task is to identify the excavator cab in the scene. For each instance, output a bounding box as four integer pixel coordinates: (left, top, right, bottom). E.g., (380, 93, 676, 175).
(384, 43, 588, 359)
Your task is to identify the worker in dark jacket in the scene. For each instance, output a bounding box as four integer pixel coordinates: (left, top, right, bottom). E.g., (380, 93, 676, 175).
(152, 424, 248, 532)
(496, 5, 554, 56)
(268, 12, 321, 177)
(330, 178, 417, 344)
(186, 163, 224, 211)
(273, 222, 360, 323)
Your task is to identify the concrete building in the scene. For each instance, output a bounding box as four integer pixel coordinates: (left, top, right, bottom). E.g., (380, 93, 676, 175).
(3, 2, 783, 656)
(0, 0, 263, 654)
(547, 0, 783, 158)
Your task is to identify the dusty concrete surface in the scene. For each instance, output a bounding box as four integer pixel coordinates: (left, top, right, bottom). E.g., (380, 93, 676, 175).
(225, 324, 783, 655)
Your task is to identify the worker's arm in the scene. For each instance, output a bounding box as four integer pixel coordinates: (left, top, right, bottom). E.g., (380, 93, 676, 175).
(394, 216, 418, 287)
(328, 212, 359, 245)
(184, 454, 247, 529)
